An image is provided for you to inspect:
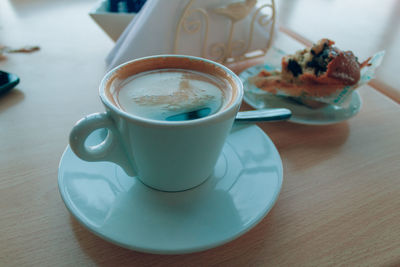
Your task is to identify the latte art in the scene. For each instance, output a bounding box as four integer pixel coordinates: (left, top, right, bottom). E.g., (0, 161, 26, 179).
(112, 69, 230, 121)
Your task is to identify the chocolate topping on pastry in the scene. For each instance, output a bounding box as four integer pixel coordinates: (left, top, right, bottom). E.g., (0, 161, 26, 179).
(250, 39, 371, 99)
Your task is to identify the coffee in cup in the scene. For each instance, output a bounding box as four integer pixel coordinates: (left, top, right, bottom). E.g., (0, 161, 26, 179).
(110, 68, 232, 121)
(70, 55, 243, 191)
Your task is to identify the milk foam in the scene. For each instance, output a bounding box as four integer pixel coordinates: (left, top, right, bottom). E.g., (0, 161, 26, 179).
(114, 69, 229, 121)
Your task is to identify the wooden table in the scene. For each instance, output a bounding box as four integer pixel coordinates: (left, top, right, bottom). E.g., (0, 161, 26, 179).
(1, 1, 399, 266)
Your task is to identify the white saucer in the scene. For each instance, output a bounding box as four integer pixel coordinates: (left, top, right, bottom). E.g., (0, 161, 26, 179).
(58, 124, 283, 254)
(240, 64, 362, 125)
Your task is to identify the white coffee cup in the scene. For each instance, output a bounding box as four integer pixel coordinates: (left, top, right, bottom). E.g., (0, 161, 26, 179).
(69, 55, 243, 191)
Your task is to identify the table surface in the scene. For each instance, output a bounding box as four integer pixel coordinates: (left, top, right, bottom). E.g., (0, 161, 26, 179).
(1, 0, 400, 266)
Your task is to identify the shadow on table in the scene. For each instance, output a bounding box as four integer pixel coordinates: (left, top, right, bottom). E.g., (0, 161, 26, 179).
(0, 88, 25, 113)
(258, 121, 350, 171)
(70, 206, 278, 266)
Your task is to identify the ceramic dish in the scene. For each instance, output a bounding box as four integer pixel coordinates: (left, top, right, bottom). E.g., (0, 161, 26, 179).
(58, 124, 283, 254)
(239, 64, 362, 125)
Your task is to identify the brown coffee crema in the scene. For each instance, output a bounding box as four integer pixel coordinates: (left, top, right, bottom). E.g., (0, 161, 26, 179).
(105, 56, 238, 112)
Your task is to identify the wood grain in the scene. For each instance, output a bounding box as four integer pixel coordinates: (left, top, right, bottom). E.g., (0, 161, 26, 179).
(1, 1, 400, 266)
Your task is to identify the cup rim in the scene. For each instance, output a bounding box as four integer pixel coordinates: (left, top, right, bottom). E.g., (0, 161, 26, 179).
(99, 55, 243, 127)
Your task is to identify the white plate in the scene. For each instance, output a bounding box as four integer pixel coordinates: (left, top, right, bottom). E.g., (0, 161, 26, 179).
(239, 64, 362, 125)
(58, 124, 283, 254)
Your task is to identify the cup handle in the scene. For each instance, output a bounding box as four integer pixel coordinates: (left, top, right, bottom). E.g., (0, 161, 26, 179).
(69, 112, 135, 176)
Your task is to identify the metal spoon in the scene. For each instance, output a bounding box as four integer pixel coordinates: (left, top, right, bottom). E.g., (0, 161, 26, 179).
(166, 108, 291, 122)
(235, 108, 292, 122)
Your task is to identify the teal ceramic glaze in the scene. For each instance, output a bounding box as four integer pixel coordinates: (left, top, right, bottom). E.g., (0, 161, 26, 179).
(69, 55, 243, 191)
(59, 124, 283, 254)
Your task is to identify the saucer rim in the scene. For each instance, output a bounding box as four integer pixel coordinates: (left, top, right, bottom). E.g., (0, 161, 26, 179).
(58, 124, 283, 254)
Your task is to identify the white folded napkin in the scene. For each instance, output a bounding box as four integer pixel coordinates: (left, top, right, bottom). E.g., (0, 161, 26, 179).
(106, 0, 275, 70)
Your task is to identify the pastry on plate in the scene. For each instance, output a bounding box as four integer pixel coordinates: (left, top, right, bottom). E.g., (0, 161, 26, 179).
(250, 39, 371, 108)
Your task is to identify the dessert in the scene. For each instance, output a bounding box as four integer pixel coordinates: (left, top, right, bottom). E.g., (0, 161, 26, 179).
(250, 39, 371, 107)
